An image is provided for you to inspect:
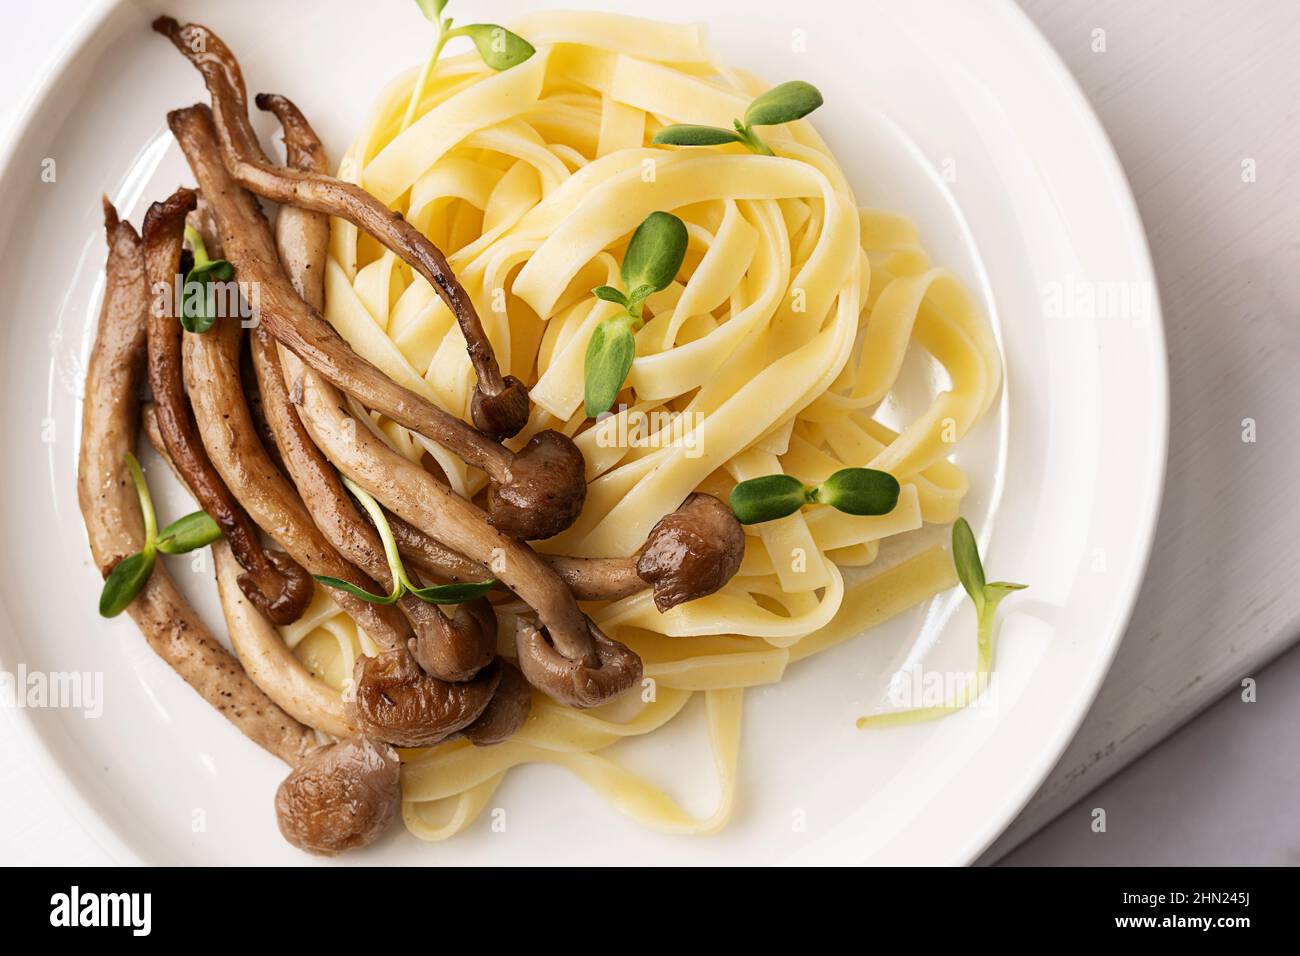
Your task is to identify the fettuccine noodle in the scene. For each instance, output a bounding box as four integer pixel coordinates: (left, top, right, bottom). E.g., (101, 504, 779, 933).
(283, 10, 1000, 841)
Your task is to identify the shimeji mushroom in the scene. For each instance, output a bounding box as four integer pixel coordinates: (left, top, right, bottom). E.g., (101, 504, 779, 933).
(348, 650, 500, 748)
(274, 736, 402, 856)
(164, 101, 585, 542)
(83, 202, 391, 857)
(289, 361, 642, 708)
(141, 186, 312, 625)
(250, 93, 500, 682)
(459, 660, 532, 745)
(394, 493, 747, 612)
(154, 17, 531, 441)
(514, 616, 643, 709)
(551, 493, 746, 612)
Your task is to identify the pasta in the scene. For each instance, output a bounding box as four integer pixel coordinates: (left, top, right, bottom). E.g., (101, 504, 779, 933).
(287, 10, 1001, 840)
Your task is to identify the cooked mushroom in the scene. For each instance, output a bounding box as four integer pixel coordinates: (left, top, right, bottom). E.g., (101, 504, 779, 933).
(393, 492, 746, 611)
(252, 325, 495, 677)
(241, 93, 637, 704)
(155, 16, 528, 441)
(515, 616, 644, 709)
(251, 92, 492, 681)
(632, 493, 746, 611)
(403, 597, 496, 684)
(350, 650, 500, 748)
(290, 363, 579, 650)
(289, 357, 640, 706)
(460, 659, 532, 746)
(142, 186, 313, 625)
(274, 735, 401, 856)
(78, 198, 315, 764)
(164, 103, 584, 541)
(140, 405, 356, 738)
(241, 341, 287, 473)
(387, 512, 495, 583)
(551, 494, 745, 610)
(173, 229, 413, 652)
(212, 540, 355, 739)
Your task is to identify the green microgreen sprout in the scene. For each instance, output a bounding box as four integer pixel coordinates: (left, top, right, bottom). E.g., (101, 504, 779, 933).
(583, 210, 689, 418)
(857, 518, 1027, 728)
(313, 476, 495, 605)
(156, 510, 223, 555)
(402, 0, 536, 132)
(179, 226, 234, 335)
(728, 467, 901, 525)
(98, 452, 223, 617)
(652, 81, 824, 156)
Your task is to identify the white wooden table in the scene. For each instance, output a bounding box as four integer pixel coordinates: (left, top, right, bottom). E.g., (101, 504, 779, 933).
(2, 0, 1297, 865)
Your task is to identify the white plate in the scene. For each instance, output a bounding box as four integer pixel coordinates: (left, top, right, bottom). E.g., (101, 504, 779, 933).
(0, 0, 1166, 865)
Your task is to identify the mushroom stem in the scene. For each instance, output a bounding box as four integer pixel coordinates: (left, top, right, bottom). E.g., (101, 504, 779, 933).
(253, 91, 493, 681)
(78, 199, 315, 765)
(245, 91, 612, 671)
(183, 301, 415, 652)
(141, 186, 312, 625)
(140, 404, 355, 738)
(387, 512, 494, 584)
(543, 555, 647, 603)
(165, 102, 583, 541)
(395, 493, 747, 611)
(141, 385, 408, 655)
(154, 17, 528, 440)
(289, 357, 597, 662)
(213, 540, 355, 739)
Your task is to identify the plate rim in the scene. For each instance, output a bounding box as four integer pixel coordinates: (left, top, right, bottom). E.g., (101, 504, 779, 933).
(951, 0, 1169, 865)
(0, 0, 1169, 866)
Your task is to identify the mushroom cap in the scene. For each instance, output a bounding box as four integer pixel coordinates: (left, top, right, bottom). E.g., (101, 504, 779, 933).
(635, 493, 746, 612)
(471, 374, 530, 441)
(237, 547, 314, 625)
(487, 430, 586, 541)
(409, 597, 498, 683)
(460, 659, 533, 746)
(350, 649, 500, 748)
(274, 735, 400, 856)
(514, 616, 642, 709)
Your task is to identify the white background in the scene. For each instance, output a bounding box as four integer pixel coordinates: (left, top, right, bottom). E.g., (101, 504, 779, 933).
(1, 0, 1297, 865)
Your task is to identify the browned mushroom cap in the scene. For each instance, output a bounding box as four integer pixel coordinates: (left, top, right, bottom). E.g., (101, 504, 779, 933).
(487, 431, 587, 542)
(274, 736, 400, 856)
(154, 16, 527, 440)
(541, 493, 746, 609)
(635, 493, 746, 612)
(515, 616, 643, 709)
(408, 597, 497, 684)
(470, 375, 532, 443)
(460, 659, 532, 746)
(350, 650, 500, 748)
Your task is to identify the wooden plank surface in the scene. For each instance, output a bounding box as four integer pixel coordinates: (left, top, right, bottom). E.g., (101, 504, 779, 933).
(983, 0, 1300, 859)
